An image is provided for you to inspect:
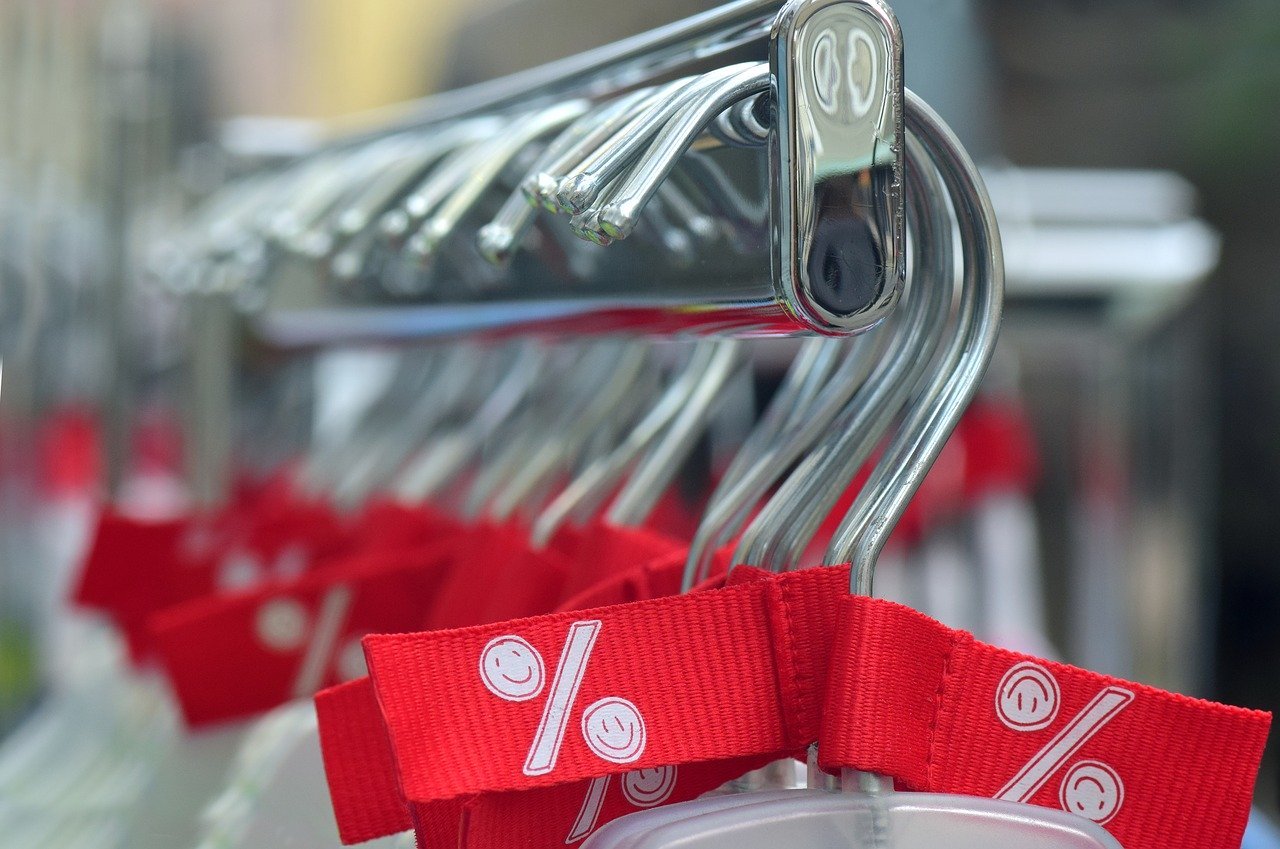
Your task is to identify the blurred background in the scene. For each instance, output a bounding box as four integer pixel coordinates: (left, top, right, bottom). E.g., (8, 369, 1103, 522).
(1, 0, 1278, 836)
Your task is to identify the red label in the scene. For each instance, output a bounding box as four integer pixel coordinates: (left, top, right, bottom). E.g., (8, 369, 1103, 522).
(332, 567, 1269, 849)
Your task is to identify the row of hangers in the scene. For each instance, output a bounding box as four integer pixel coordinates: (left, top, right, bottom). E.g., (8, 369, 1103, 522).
(5, 2, 1267, 849)
(130, 0, 1126, 845)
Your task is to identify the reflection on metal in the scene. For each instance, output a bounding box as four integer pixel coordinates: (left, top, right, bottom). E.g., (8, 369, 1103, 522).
(771, 0, 903, 333)
(164, 0, 911, 344)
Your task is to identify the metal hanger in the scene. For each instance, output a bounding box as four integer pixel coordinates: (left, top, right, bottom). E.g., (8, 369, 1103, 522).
(404, 100, 590, 269)
(583, 85, 1115, 849)
(390, 340, 549, 504)
(481, 339, 653, 522)
(528, 340, 725, 546)
(731, 127, 953, 573)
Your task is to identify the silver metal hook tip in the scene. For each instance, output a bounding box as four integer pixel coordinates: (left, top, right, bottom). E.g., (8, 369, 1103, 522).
(297, 231, 331, 259)
(337, 210, 366, 235)
(330, 251, 361, 281)
(380, 210, 409, 240)
(524, 173, 561, 209)
(568, 222, 612, 247)
(405, 231, 436, 266)
(556, 173, 599, 214)
(476, 224, 515, 265)
(414, 219, 451, 257)
(598, 202, 640, 241)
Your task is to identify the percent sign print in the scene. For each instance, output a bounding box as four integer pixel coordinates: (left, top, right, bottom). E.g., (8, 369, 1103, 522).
(255, 584, 360, 698)
(565, 767, 679, 843)
(479, 619, 649, 777)
(994, 661, 1134, 825)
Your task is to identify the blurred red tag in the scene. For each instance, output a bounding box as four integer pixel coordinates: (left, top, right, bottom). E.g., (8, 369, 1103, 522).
(151, 538, 456, 726)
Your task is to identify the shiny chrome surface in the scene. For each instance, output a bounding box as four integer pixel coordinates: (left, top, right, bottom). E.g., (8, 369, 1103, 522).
(771, 0, 904, 334)
(828, 90, 1004, 591)
(732, 122, 953, 571)
(166, 0, 917, 344)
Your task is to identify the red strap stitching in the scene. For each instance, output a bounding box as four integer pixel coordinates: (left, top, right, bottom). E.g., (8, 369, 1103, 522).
(925, 630, 959, 789)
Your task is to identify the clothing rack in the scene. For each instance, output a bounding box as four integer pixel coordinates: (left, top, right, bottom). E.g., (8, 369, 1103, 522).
(161, 0, 906, 346)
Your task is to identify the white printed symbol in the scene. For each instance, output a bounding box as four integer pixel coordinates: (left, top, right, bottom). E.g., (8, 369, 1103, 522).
(220, 550, 266, 591)
(622, 765, 678, 807)
(566, 776, 612, 843)
(479, 635, 545, 702)
(1059, 761, 1124, 824)
(476, 620, 648, 776)
(219, 545, 313, 591)
(478, 620, 658, 841)
(565, 766, 678, 844)
(253, 585, 356, 697)
(996, 662, 1060, 731)
(256, 598, 309, 650)
(994, 663, 1134, 824)
(582, 698, 646, 764)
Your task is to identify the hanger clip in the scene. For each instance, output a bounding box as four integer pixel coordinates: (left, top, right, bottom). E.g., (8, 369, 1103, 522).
(771, 0, 905, 335)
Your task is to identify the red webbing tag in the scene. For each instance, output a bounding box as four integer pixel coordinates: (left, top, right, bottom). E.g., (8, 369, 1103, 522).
(317, 677, 413, 844)
(351, 500, 462, 552)
(821, 595, 1271, 849)
(559, 522, 685, 599)
(73, 510, 218, 660)
(553, 546, 730, 613)
(151, 540, 455, 726)
(73, 493, 360, 661)
(424, 523, 571, 629)
(314, 545, 727, 845)
(350, 565, 841, 847)
(959, 399, 1039, 498)
(344, 568, 1268, 849)
(361, 566, 850, 804)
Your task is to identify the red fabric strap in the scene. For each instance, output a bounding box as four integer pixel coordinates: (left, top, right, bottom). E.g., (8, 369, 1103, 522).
(151, 540, 455, 726)
(324, 566, 1268, 849)
(316, 529, 697, 843)
(316, 677, 413, 843)
(558, 522, 685, 599)
(821, 595, 1272, 849)
(361, 565, 850, 803)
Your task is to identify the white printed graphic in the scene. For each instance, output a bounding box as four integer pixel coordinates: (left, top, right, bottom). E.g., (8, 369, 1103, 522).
(479, 635, 546, 702)
(564, 766, 679, 844)
(1059, 760, 1124, 824)
(254, 586, 357, 697)
(476, 620, 651, 780)
(996, 662, 1060, 731)
(994, 663, 1134, 823)
(221, 550, 267, 591)
(622, 765, 677, 807)
(581, 697, 646, 764)
(291, 584, 354, 698)
(523, 620, 604, 776)
(219, 545, 313, 591)
(255, 597, 309, 650)
(565, 776, 611, 843)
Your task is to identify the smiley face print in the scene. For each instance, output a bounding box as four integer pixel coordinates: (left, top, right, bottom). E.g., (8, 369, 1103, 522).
(581, 697, 647, 764)
(479, 635, 546, 701)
